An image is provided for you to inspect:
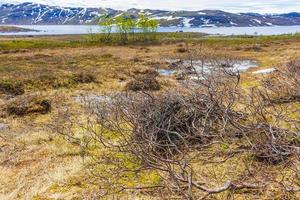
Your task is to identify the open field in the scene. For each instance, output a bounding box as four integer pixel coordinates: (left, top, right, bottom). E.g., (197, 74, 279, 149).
(0, 33, 300, 199)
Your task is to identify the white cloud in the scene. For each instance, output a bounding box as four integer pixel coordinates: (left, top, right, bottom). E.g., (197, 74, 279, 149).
(1, 0, 300, 13)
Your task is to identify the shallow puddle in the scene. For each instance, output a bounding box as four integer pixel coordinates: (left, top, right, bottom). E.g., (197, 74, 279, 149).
(252, 68, 276, 74)
(158, 69, 177, 76)
(160, 59, 258, 76)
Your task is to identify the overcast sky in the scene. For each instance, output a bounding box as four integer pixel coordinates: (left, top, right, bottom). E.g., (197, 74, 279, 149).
(1, 0, 300, 13)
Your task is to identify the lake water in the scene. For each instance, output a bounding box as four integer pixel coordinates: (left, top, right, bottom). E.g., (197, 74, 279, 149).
(0, 25, 300, 36)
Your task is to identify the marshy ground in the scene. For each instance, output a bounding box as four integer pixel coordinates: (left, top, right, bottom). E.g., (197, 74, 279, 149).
(0, 33, 300, 199)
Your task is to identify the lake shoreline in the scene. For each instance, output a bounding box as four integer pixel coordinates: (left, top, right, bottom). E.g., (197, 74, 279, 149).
(0, 25, 38, 33)
(0, 25, 300, 36)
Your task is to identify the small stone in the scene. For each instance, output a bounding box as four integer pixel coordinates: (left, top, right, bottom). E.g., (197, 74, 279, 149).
(0, 123, 9, 131)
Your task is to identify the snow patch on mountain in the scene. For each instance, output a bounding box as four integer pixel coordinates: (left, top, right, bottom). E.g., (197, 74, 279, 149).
(182, 17, 194, 27)
(0, 2, 300, 27)
(251, 19, 262, 24)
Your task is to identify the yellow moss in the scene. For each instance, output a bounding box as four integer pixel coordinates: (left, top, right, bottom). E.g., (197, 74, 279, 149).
(139, 171, 162, 186)
(33, 194, 55, 200)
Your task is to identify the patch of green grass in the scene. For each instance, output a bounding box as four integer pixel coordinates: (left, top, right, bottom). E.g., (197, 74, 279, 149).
(1, 32, 300, 51)
(203, 33, 300, 47)
(0, 39, 84, 50)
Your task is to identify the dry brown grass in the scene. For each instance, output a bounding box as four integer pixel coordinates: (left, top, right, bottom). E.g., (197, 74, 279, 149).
(0, 34, 300, 199)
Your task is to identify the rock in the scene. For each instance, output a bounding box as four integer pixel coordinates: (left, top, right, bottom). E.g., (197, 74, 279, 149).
(74, 94, 111, 104)
(0, 123, 9, 131)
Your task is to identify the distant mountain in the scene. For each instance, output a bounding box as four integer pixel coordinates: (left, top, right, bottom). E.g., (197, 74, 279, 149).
(1, 2, 300, 27)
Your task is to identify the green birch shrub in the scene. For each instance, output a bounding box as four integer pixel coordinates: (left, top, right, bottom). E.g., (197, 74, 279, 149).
(98, 13, 159, 44)
(136, 13, 159, 42)
(115, 14, 136, 43)
(99, 14, 114, 43)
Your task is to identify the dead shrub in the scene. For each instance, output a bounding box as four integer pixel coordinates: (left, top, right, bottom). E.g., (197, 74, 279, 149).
(100, 54, 113, 59)
(0, 80, 25, 96)
(131, 57, 142, 63)
(92, 91, 243, 158)
(125, 69, 160, 91)
(27, 74, 60, 89)
(262, 59, 300, 104)
(244, 44, 262, 52)
(71, 73, 97, 84)
(129, 92, 245, 155)
(6, 94, 51, 116)
(176, 47, 187, 53)
(241, 86, 300, 164)
(245, 124, 299, 164)
(287, 59, 300, 76)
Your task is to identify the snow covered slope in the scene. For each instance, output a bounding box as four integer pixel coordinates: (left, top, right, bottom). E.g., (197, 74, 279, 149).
(0, 2, 300, 27)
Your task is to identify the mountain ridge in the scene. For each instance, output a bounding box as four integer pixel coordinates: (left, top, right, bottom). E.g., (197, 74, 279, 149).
(1, 2, 300, 27)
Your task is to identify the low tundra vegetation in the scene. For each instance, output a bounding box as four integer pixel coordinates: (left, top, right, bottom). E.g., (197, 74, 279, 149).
(1, 34, 300, 199)
(21, 72, 99, 91)
(0, 79, 25, 96)
(5, 94, 51, 116)
(263, 59, 300, 104)
(125, 69, 160, 91)
(54, 48, 300, 199)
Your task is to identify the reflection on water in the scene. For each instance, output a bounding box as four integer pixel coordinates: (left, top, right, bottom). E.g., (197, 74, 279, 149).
(158, 69, 177, 76)
(252, 68, 276, 74)
(0, 25, 300, 36)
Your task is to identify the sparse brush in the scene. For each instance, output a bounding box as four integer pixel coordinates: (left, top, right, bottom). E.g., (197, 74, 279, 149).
(125, 69, 160, 91)
(123, 92, 243, 156)
(100, 53, 113, 59)
(176, 47, 188, 53)
(262, 59, 300, 104)
(287, 59, 300, 75)
(0, 79, 25, 96)
(5, 94, 51, 116)
(244, 124, 299, 164)
(70, 73, 98, 84)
